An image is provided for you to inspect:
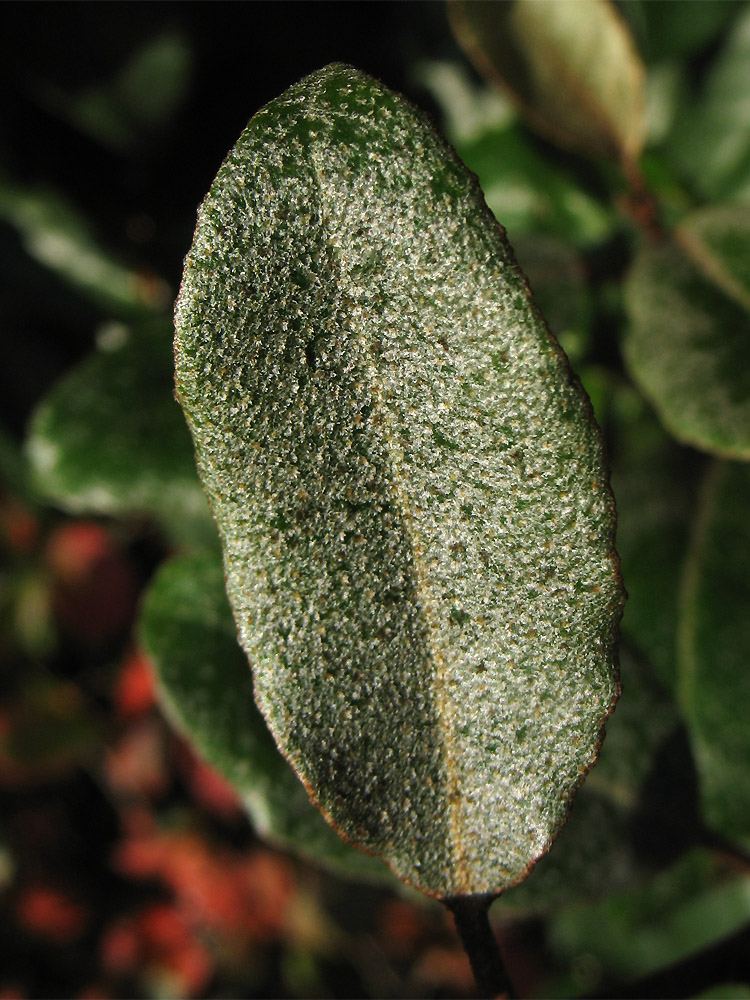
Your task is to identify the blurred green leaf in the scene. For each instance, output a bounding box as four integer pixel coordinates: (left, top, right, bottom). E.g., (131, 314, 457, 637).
(621, 0, 739, 63)
(0, 678, 101, 782)
(624, 206, 750, 459)
(666, 3, 750, 202)
(460, 125, 614, 243)
(0, 180, 167, 315)
(693, 985, 750, 1000)
(35, 31, 192, 152)
(413, 60, 515, 147)
(679, 203, 750, 299)
(140, 548, 393, 884)
(417, 61, 615, 244)
(0, 423, 38, 508)
(25, 320, 213, 546)
(547, 848, 750, 993)
(510, 233, 593, 359)
(447, 0, 646, 163)
(677, 460, 750, 847)
(611, 390, 700, 692)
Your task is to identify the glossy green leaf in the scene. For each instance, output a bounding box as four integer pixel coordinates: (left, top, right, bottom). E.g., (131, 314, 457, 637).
(26, 320, 213, 545)
(175, 64, 624, 898)
(140, 549, 392, 882)
(677, 460, 750, 846)
(624, 206, 750, 460)
(447, 0, 646, 163)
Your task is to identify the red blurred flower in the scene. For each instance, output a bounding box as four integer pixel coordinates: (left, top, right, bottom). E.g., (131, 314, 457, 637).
(45, 521, 137, 643)
(15, 884, 88, 943)
(113, 829, 294, 944)
(101, 902, 213, 997)
(173, 739, 244, 822)
(114, 648, 157, 720)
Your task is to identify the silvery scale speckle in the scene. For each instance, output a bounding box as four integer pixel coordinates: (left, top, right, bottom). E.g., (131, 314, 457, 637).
(175, 64, 624, 898)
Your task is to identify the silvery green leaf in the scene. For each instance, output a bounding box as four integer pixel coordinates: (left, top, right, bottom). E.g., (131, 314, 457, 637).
(174, 64, 624, 898)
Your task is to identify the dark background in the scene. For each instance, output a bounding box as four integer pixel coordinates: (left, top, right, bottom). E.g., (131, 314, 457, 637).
(0, 1, 459, 440)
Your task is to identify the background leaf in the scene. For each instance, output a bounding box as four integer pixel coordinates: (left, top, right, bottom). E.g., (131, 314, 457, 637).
(546, 848, 750, 996)
(665, 4, 750, 203)
(611, 389, 701, 693)
(33, 31, 193, 153)
(624, 206, 750, 460)
(677, 460, 750, 847)
(139, 549, 393, 884)
(0, 180, 168, 316)
(416, 60, 615, 246)
(25, 320, 213, 545)
(620, 0, 739, 63)
(447, 0, 646, 163)
(174, 64, 624, 898)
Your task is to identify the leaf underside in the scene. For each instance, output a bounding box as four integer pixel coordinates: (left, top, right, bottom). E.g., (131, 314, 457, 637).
(140, 549, 393, 883)
(174, 64, 623, 897)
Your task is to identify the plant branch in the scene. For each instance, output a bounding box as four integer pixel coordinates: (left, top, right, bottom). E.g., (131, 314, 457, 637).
(620, 154, 667, 243)
(445, 894, 516, 999)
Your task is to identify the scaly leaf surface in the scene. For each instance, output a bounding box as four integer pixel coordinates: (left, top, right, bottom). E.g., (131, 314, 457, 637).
(174, 64, 623, 897)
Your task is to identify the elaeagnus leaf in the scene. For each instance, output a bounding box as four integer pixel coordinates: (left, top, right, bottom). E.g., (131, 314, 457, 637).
(139, 549, 393, 883)
(677, 460, 750, 847)
(447, 0, 646, 165)
(624, 205, 750, 460)
(174, 64, 624, 898)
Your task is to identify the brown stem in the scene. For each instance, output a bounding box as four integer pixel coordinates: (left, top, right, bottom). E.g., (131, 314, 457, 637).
(445, 894, 516, 999)
(620, 154, 667, 243)
(701, 826, 750, 877)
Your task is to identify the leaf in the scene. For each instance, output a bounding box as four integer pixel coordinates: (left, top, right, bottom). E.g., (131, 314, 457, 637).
(35, 31, 192, 152)
(610, 389, 701, 692)
(0, 180, 167, 315)
(677, 460, 750, 847)
(447, 0, 646, 163)
(456, 124, 614, 244)
(497, 648, 679, 914)
(139, 549, 393, 883)
(693, 986, 750, 1000)
(510, 234, 593, 362)
(621, 0, 739, 63)
(416, 61, 615, 245)
(666, 4, 750, 203)
(546, 848, 750, 992)
(174, 64, 624, 898)
(26, 320, 213, 546)
(623, 206, 750, 460)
